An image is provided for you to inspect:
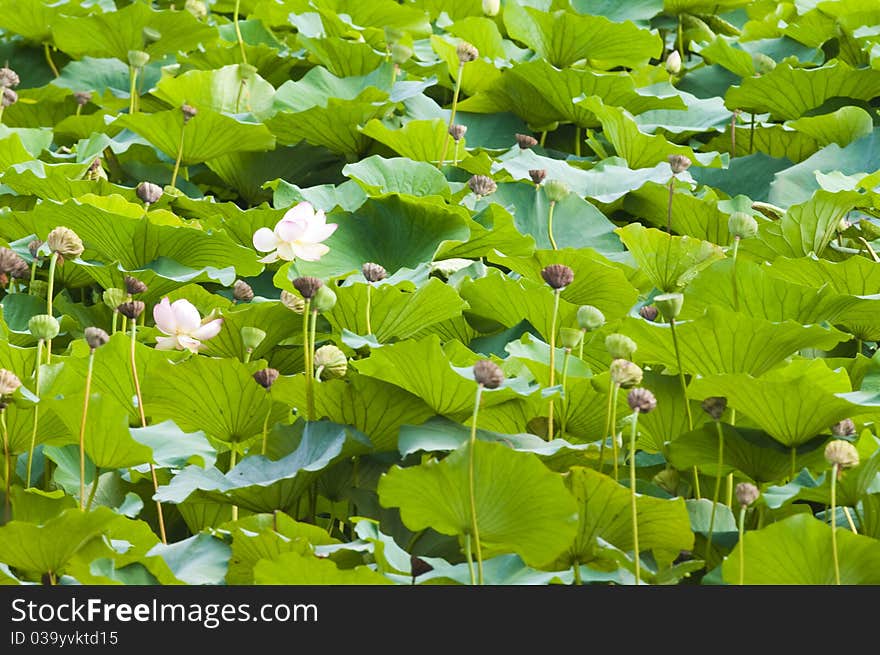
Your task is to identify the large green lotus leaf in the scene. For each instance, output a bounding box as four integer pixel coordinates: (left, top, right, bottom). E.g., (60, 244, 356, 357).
(360, 118, 448, 162)
(572, 0, 663, 22)
(9, 487, 76, 525)
(342, 155, 450, 198)
(616, 223, 726, 292)
(620, 306, 848, 376)
(725, 60, 880, 120)
(436, 204, 536, 260)
(195, 299, 303, 362)
(0, 0, 98, 43)
(490, 248, 637, 320)
(687, 360, 877, 447)
(788, 106, 874, 148)
(172, 195, 286, 248)
(768, 447, 880, 509)
(722, 513, 880, 584)
(152, 64, 277, 121)
(664, 0, 751, 12)
(768, 255, 880, 296)
(485, 182, 621, 254)
(298, 35, 386, 78)
(623, 182, 731, 245)
(155, 420, 371, 513)
(578, 97, 723, 169)
(116, 109, 275, 165)
(504, 331, 592, 387)
(555, 372, 631, 444)
(267, 179, 367, 214)
(0, 163, 137, 203)
(271, 63, 392, 111)
(313, 0, 432, 38)
(633, 89, 733, 136)
(379, 440, 578, 567)
(503, 2, 661, 69)
(456, 59, 685, 129)
(0, 133, 44, 171)
(130, 420, 217, 470)
(254, 550, 391, 584)
(564, 467, 694, 569)
(52, 3, 218, 60)
(142, 354, 289, 446)
(704, 122, 821, 163)
(145, 534, 231, 585)
(694, 36, 755, 77)
(692, 152, 793, 204)
(287, 194, 471, 279)
(740, 190, 862, 260)
(635, 369, 701, 453)
(354, 335, 534, 416)
(323, 277, 465, 342)
(0, 506, 118, 576)
(430, 34, 502, 96)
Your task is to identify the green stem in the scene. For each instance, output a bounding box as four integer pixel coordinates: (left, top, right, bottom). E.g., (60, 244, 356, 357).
(748, 113, 755, 154)
(738, 505, 746, 585)
(831, 463, 840, 585)
(705, 420, 724, 562)
(726, 473, 733, 508)
(666, 176, 675, 233)
(25, 339, 44, 488)
(44, 43, 60, 77)
(230, 448, 239, 522)
(573, 562, 582, 585)
(77, 349, 94, 509)
(577, 330, 585, 362)
(45, 252, 59, 364)
(111, 311, 118, 335)
(599, 381, 614, 474)
(2, 410, 9, 522)
(170, 122, 186, 189)
(676, 15, 684, 62)
(260, 405, 271, 456)
(790, 446, 797, 482)
(465, 533, 475, 586)
(669, 319, 693, 431)
(539, 130, 547, 147)
(128, 66, 139, 114)
(630, 410, 641, 585)
(309, 309, 318, 416)
(560, 348, 571, 437)
(233, 0, 248, 65)
(303, 299, 314, 420)
(365, 283, 372, 335)
(547, 290, 560, 439)
(438, 63, 464, 168)
(611, 384, 620, 481)
(84, 467, 99, 511)
(731, 237, 740, 312)
(547, 200, 558, 250)
(467, 384, 484, 585)
(574, 127, 581, 157)
(730, 112, 736, 157)
(28, 260, 37, 294)
(856, 338, 862, 357)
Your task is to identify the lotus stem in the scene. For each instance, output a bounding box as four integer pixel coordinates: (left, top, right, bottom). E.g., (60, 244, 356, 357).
(438, 63, 464, 168)
(365, 283, 372, 335)
(303, 299, 314, 420)
(705, 420, 724, 561)
(844, 507, 857, 534)
(738, 505, 746, 585)
(44, 43, 60, 77)
(45, 252, 59, 363)
(467, 384, 485, 585)
(748, 113, 755, 154)
(260, 405, 271, 455)
(547, 200, 559, 250)
(539, 130, 547, 147)
(676, 15, 684, 62)
(170, 121, 186, 189)
(790, 446, 797, 481)
(2, 410, 9, 522)
(560, 347, 571, 437)
(84, 467, 100, 511)
(731, 236, 740, 312)
(547, 289, 560, 439)
(730, 112, 736, 157)
(574, 127, 581, 157)
(128, 66, 139, 114)
(669, 318, 693, 431)
(464, 533, 475, 586)
(727, 473, 733, 508)
(578, 329, 585, 362)
(25, 339, 44, 487)
(229, 448, 238, 522)
(599, 381, 616, 475)
(309, 308, 318, 417)
(666, 175, 675, 233)
(78, 348, 95, 510)
(831, 462, 840, 585)
(233, 0, 248, 65)
(29, 259, 38, 294)
(630, 408, 642, 585)
(610, 384, 620, 481)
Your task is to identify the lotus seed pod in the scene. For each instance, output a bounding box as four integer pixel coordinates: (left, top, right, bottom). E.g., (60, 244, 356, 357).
(668, 154, 692, 174)
(456, 41, 479, 64)
(482, 0, 500, 16)
(29, 280, 48, 298)
(540, 263, 574, 290)
(639, 305, 659, 322)
(85, 158, 106, 182)
(529, 169, 547, 185)
(448, 124, 467, 141)
(73, 91, 92, 106)
(701, 396, 728, 421)
(181, 103, 197, 123)
(824, 439, 859, 469)
(292, 276, 324, 301)
(362, 262, 387, 283)
(728, 212, 758, 240)
(467, 174, 497, 197)
(314, 344, 348, 380)
(240, 326, 266, 351)
(0, 369, 21, 395)
(84, 326, 109, 350)
(627, 387, 657, 413)
(124, 276, 147, 295)
(136, 181, 163, 205)
(46, 226, 84, 259)
(832, 418, 856, 438)
(735, 482, 759, 508)
(117, 300, 145, 320)
(390, 42, 413, 64)
(605, 333, 637, 360)
(544, 179, 569, 203)
(653, 468, 680, 495)
(752, 52, 776, 75)
(232, 279, 254, 302)
(280, 289, 305, 313)
(609, 358, 643, 388)
(103, 288, 126, 310)
(559, 327, 583, 350)
(473, 359, 504, 389)
(0, 66, 20, 88)
(312, 284, 337, 313)
(410, 555, 433, 578)
(28, 314, 60, 341)
(253, 367, 280, 390)
(0, 248, 28, 279)
(127, 50, 150, 69)
(515, 133, 538, 149)
(577, 305, 605, 331)
(665, 50, 682, 75)
(185, 0, 208, 19)
(654, 292, 684, 322)
(142, 27, 161, 45)
(28, 239, 44, 259)
(2, 88, 17, 107)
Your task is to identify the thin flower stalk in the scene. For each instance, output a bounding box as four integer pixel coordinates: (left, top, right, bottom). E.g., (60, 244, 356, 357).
(78, 348, 95, 510)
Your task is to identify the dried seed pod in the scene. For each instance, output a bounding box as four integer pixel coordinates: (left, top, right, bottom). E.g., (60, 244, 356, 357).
(456, 41, 479, 63)
(735, 482, 759, 508)
(0, 66, 20, 88)
(362, 262, 387, 283)
(0, 368, 21, 395)
(832, 419, 856, 438)
(292, 276, 324, 301)
(448, 124, 467, 141)
(181, 103, 197, 123)
(232, 279, 254, 302)
(84, 326, 110, 350)
(117, 300, 145, 320)
(280, 289, 305, 313)
(28, 239, 44, 259)
(824, 439, 859, 470)
(540, 263, 574, 290)
(609, 359, 643, 388)
(627, 387, 657, 413)
(473, 359, 504, 389)
(639, 305, 659, 322)
(515, 133, 538, 149)
(529, 169, 547, 185)
(0, 248, 28, 279)
(2, 88, 18, 107)
(46, 226, 84, 259)
(253, 368, 280, 390)
(136, 181, 163, 205)
(668, 154, 692, 174)
(74, 91, 92, 106)
(467, 174, 497, 197)
(124, 276, 148, 295)
(314, 345, 348, 380)
(701, 396, 728, 421)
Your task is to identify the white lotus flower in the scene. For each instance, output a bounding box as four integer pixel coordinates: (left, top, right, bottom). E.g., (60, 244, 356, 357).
(252, 202, 337, 264)
(153, 297, 223, 352)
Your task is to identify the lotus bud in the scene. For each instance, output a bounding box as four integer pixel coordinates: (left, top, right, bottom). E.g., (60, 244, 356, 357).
(482, 0, 500, 16)
(391, 43, 413, 64)
(103, 288, 126, 310)
(653, 468, 680, 495)
(559, 327, 583, 350)
(314, 345, 348, 380)
(84, 327, 109, 350)
(28, 314, 60, 341)
(541, 263, 574, 290)
(473, 359, 504, 389)
(142, 27, 161, 45)
(752, 52, 776, 75)
(831, 419, 856, 438)
(735, 482, 759, 507)
(639, 305, 659, 322)
(0, 248, 28, 279)
(240, 326, 266, 351)
(515, 133, 538, 149)
(136, 181, 163, 205)
(73, 91, 92, 106)
(253, 367, 279, 390)
(605, 333, 637, 360)
(181, 103, 197, 123)
(185, 0, 208, 19)
(824, 439, 859, 470)
(654, 292, 683, 322)
(127, 50, 150, 69)
(232, 279, 254, 302)
(728, 212, 758, 240)
(28, 239, 44, 260)
(665, 50, 682, 75)
(0, 66, 20, 88)
(312, 284, 337, 313)
(280, 289, 305, 313)
(117, 300, 145, 320)
(528, 170, 546, 187)
(292, 276, 323, 301)
(2, 88, 17, 107)
(668, 154, 691, 174)
(362, 262, 387, 283)
(544, 179, 569, 203)
(627, 387, 657, 413)
(577, 305, 605, 331)
(124, 276, 147, 296)
(701, 396, 727, 421)
(609, 358, 643, 388)
(0, 369, 21, 396)
(456, 41, 479, 64)
(448, 124, 467, 142)
(467, 174, 497, 197)
(29, 280, 48, 298)
(46, 226, 84, 259)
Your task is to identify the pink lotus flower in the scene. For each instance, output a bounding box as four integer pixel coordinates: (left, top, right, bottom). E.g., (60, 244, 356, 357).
(153, 297, 223, 352)
(252, 202, 337, 264)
